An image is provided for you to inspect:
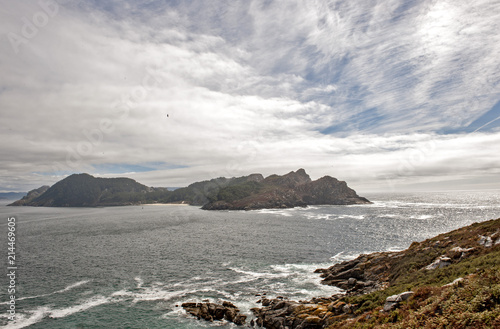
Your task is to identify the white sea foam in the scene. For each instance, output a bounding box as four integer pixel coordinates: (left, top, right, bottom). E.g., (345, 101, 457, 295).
(1, 307, 50, 329)
(134, 276, 144, 288)
(111, 285, 187, 304)
(48, 296, 111, 318)
(2, 295, 113, 328)
(305, 213, 333, 220)
(365, 201, 403, 208)
(270, 263, 329, 274)
(0, 280, 91, 304)
(228, 267, 290, 279)
(410, 215, 433, 220)
(256, 209, 294, 217)
(387, 246, 405, 252)
(337, 215, 365, 220)
(330, 251, 361, 263)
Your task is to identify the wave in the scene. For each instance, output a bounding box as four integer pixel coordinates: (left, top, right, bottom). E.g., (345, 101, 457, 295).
(1, 295, 114, 329)
(134, 276, 144, 289)
(305, 213, 332, 220)
(387, 246, 406, 252)
(48, 296, 112, 318)
(256, 209, 294, 217)
(0, 280, 91, 304)
(337, 215, 365, 220)
(228, 267, 291, 279)
(410, 215, 433, 220)
(1, 307, 50, 329)
(330, 251, 365, 263)
(112, 285, 198, 304)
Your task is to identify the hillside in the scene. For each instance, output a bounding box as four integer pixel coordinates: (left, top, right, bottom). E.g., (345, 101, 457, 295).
(9, 174, 163, 207)
(7, 185, 49, 205)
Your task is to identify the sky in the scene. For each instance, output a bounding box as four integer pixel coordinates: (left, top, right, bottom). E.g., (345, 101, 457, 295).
(1, 0, 500, 194)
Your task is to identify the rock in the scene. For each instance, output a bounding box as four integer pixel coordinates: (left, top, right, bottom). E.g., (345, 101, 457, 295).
(327, 301, 349, 315)
(182, 301, 246, 326)
(272, 300, 287, 310)
(225, 308, 238, 322)
(383, 291, 414, 312)
(478, 235, 493, 248)
(303, 315, 322, 324)
(342, 303, 356, 314)
(317, 253, 387, 295)
(261, 298, 271, 306)
(448, 246, 475, 259)
(396, 291, 414, 302)
(233, 314, 247, 325)
(222, 301, 236, 308)
(425, 256, 452, 270)
(443, 277, 464, 287)
(214, 305, 226, 320)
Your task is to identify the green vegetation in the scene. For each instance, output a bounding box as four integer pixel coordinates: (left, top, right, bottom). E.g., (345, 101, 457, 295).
(327, 218, 500, 328)
(26, 174, 162, 206)
(213, 181, 262, 203)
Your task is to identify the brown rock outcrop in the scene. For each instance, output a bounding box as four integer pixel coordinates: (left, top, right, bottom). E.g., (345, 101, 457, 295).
(181, 301, 247, 325)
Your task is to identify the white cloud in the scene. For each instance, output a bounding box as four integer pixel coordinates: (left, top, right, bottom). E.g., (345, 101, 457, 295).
(1, 0, 499, 192)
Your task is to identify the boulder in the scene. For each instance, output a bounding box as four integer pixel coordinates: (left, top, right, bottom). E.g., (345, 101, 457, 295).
(383, 291, 414, 312)
(425, 256, 452, 270)
(233, 314, 247, 325)
(478, 235, 493, 248)
(443, 277, 464, 287)
(182, 301, 246, 326)
(347, 277, 358, 286)
(448, 246, 475, 259)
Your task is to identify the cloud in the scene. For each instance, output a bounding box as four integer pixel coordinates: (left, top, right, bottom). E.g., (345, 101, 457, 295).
(0, 0, 499, 192)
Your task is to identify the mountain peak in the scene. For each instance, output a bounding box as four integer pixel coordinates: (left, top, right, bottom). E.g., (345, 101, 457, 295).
(264, 168, 312, 188)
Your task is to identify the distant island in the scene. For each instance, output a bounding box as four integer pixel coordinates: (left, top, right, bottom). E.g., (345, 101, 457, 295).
(8, 169, 370, 209)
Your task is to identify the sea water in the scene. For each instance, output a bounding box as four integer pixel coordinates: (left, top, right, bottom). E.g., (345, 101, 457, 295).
(0, 190, 499, 328)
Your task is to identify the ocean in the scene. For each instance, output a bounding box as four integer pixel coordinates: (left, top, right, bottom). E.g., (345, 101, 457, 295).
(1, 190, 499, 328)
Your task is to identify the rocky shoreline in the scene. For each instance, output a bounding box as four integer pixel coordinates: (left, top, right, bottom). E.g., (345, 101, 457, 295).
(181, 301, 247, 325)
(180, 217, 500, 328)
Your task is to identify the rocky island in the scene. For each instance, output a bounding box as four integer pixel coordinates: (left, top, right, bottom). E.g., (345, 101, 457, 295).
(201, 169, 370, 210)
(9, 169, 370, 209)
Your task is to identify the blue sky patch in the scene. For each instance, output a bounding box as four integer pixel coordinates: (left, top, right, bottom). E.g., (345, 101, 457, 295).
(92, 162, 188, 174)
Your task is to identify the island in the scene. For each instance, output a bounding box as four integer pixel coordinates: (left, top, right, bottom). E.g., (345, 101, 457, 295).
(8, 169, 370, 209)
